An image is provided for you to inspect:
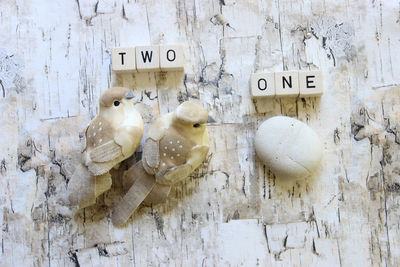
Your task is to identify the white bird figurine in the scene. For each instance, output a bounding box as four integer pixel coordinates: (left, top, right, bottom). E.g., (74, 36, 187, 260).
(112, 101, 209, 226)
(68, 87, 144, 208)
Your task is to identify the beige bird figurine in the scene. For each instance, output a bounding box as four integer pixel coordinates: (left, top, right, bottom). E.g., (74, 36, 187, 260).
(112, 101, 210, 226)
(68, 87, 144, 208)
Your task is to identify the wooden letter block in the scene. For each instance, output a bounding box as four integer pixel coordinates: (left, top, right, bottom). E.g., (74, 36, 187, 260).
(160, 45, 184, 71)
(299, 70, 323, 96)
(275, 71, 299, 97)
(250, 72, 275, 98)
(135, 46, 160, 72)
(112, 47, 136, 72)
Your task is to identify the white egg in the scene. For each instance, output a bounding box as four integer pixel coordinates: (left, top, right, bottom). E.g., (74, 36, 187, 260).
(255, 116, 322, 179)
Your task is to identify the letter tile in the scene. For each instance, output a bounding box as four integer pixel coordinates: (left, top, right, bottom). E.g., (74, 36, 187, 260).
(136, 46, 160, 72)
(275, 71, 299, 97)
(299, 70, 323, 96)
(112, 47, 136, 72)
(160, 45, 184, 71)
(250, 72, 275, 98)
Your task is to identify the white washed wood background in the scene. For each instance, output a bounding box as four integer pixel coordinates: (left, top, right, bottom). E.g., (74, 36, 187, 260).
(0, 0, 399, 266)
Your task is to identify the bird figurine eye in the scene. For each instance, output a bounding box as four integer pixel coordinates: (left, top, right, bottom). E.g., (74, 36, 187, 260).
(193, 123, 200, 128)
(114, 101, 120, 107)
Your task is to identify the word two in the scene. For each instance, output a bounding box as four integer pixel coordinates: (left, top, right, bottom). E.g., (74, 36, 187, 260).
(112, 45, 184, 73)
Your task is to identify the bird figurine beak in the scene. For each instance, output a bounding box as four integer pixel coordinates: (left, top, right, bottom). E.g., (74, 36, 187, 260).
(125, 92, 135, 99)
(206, 116, 215, 124)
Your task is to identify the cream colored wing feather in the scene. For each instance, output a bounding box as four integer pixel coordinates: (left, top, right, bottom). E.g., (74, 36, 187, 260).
(143, 138, 160, 172)
(156, 164, 193, 185)
(87, 157, 122, 176)
(186, 145, 209, 169)
(89, 140, 122, 163)
(155, 145, 209, 185)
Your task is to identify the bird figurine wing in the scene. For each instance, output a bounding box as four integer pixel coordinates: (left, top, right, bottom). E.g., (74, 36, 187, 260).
(86, 140, 124, 176)
(142, 138, 160, 173)
(83, 116, 124, 176)
(142, 114, 171, 173)
(157, 164, 193, 184)
(156, 145, 209, 184)
(89, 140, 122, 163)
(186, 145, 209, 170)
(85, 124, 143, 176)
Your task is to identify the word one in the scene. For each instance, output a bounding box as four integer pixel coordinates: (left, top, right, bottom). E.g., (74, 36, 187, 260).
(251, 70, 323, 97)
(112, 45, 184, 73)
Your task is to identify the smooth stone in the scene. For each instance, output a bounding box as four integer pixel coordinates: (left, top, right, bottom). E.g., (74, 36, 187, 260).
(255, 116, 322, 178)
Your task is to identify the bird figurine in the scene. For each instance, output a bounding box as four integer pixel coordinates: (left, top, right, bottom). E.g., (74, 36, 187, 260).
(112, 101, 210, 226)
(68, 87, 144, 208)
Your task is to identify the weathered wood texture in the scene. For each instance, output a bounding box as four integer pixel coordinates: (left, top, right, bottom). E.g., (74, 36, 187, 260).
(0, 0, 399, 266)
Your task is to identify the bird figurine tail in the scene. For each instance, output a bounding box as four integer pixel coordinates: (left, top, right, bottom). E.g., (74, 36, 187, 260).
(112, 161, 156, 226)
(68, 163, 112, 209)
